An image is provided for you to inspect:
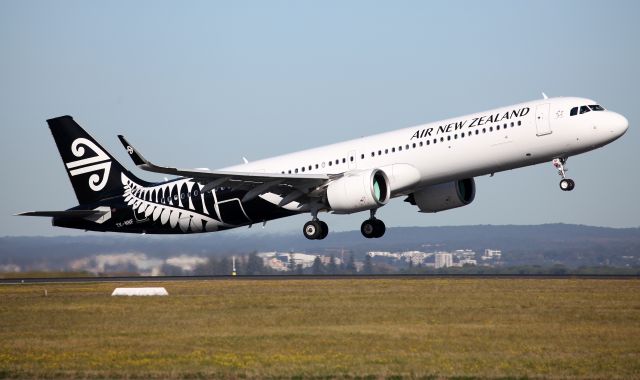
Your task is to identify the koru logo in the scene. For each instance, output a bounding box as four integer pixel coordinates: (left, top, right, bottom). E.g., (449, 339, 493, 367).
(65, 138, 112, 191)
(126, 146, 134, 155)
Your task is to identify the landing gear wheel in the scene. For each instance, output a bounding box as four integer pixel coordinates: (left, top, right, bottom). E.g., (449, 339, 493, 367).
(303, 221, 322, 240)
(559, 178, 575, 191)
(373, 219, 386, 238)
(361, 219, 386, 238)
(303, 220, 329, 240)
(361, 220, 376, 238)
(318, 221, 329, 240)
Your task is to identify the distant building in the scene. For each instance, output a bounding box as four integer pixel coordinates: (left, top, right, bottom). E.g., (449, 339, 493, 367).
(453, 249, 476, 259)
(435, 252, 453, 268)
(482, 249, 502, 260)
(368, 251, 432, 265)
(257, 252, 335, 271)
(458, 258, 477, 266)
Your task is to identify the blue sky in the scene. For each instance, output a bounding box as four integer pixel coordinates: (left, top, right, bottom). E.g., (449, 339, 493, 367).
(1, 0, 638, 236)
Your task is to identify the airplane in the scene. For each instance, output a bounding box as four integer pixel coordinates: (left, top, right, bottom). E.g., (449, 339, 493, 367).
(17, 96, 628, 239)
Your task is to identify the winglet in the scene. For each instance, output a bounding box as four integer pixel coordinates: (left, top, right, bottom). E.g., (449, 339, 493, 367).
(117, 135, 148, 167)
(542, 92, 549, 100)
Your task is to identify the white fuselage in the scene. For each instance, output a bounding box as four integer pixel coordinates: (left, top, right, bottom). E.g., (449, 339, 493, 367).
(224, 97, 628, 200)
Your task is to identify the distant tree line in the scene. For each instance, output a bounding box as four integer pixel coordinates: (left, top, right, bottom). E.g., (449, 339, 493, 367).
(182, 253, 369, 276)
(165, 253, 640, 276)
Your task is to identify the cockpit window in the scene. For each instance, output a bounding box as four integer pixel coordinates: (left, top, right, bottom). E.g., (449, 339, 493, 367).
(571, 104, 605, 116)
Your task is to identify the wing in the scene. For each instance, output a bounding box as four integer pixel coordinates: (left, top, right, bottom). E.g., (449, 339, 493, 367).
(117, 135, 338, 205)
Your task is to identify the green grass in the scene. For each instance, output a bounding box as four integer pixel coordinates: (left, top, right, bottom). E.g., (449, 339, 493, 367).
(1, 279, 639, 379)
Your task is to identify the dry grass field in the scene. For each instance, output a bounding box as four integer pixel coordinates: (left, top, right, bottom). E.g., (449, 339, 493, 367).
(0, 278, 639, 379)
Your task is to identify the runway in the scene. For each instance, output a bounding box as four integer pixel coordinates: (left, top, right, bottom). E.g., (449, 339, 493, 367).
(1, 273, 638, 284)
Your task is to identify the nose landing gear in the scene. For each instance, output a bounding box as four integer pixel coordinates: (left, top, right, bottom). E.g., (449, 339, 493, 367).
(553, 158, 575, 191)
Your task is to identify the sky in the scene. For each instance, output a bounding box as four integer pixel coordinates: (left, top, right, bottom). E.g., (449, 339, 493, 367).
(1, 0, 639, 237)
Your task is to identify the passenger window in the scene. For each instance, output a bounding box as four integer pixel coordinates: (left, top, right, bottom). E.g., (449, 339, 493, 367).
(570, 107, 578, 116)
(580, 105, 590, 114)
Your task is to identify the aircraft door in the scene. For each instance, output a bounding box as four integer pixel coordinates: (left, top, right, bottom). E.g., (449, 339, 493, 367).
(535, 103, 552, 136)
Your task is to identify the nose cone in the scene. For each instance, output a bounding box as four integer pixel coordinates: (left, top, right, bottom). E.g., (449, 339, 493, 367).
(609, 112, 629, 137)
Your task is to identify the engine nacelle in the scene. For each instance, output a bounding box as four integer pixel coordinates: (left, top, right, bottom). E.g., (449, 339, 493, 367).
(326, 169, 390, 214)
(408, 178, 475, 213)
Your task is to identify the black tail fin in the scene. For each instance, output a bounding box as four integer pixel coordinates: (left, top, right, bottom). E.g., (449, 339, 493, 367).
(47, 115, 147, 205)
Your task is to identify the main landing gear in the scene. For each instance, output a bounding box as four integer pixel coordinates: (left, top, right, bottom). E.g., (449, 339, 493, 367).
(303, 209, 329, 240)
(553, 158, 575, 191)
(360, 209, 385, 239)
(303, 209, 387, 240)
(303, 219, 328, 240)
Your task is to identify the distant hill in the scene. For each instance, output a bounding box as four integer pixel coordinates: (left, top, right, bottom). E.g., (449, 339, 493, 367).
(1, 224, 640, 269)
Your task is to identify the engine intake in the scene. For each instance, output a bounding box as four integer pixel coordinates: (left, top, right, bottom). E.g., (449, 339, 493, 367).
(407, 178, 475, 213)
(327, 169, 390, 214)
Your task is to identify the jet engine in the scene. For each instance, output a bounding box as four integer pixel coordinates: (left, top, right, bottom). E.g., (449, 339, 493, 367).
(406, 178, 475, 213)
(326, 169, 390, 213)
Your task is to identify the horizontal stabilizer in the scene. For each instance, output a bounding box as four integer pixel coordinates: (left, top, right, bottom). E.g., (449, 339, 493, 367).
(16, 210, 105, 218)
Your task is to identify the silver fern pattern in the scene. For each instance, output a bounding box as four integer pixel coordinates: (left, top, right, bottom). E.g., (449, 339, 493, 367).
(121, 173, 226, 233)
